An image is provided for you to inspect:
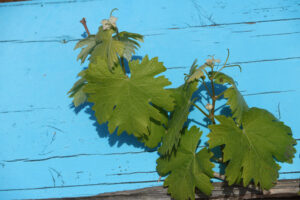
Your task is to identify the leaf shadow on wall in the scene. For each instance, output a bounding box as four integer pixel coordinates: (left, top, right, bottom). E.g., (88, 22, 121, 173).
(190, 81, 231, 177)
(189, 81, 231, 129)
(71, 102, 154, 150)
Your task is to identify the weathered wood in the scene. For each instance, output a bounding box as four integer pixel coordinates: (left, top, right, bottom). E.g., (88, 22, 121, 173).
(42, 179, 300, 200)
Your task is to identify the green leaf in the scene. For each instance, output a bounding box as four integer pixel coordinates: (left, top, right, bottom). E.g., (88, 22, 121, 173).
(68, 70, 88, 107)
(213, 72, 235, 85)
(212, 72, 248, 124)
(187, 65, 208, 83)
(84, 56, 174, 137)
(74, 35, 96, 64)
(115, 31, 144, 61)
(92, 28, 125, 71)
(185, 59, 209, 83)
(74, 27, 142, 71)
(157, 126, 214, 200)
(224, 86, 248, 124)
(208, 108, 296, 189)
(140, 118, 166, 148)
(158, 81, 198, 156)
(140, 105, 168, 148)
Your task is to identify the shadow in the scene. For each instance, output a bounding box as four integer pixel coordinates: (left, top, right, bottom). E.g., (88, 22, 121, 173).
(191, 81, 229, 126)
(122, 55, 143, 75)
(210, 145, 226, 175)
(82, 103, 154, 150)
(69, 102, 89, 115)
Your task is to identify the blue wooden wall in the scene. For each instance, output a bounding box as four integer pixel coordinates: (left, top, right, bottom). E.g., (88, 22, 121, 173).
(0, 0, 300, 199)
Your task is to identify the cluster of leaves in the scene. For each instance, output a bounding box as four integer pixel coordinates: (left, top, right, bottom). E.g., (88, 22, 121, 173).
(69, 11, 297, 200)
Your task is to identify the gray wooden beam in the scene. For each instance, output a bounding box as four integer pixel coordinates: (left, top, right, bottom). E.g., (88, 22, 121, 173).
(42, 179, 300, 200)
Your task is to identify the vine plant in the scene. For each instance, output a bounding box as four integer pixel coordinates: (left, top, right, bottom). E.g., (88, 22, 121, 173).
(68, 10, 297, 200)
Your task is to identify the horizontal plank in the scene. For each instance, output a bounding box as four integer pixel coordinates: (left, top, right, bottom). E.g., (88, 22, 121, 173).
(0, 0, 99, 7)
(41, 179, 300, 200)
(0, 0, 300, 41)
(0, 143, 298, 199)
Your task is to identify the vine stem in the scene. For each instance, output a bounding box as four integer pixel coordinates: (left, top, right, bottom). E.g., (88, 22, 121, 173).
(213, 172, 226, 181)
(80, 18, 90, 36)
(157, 176, 162, 182)
(201, 80, 213, 99)
(215, 90, 226, 100)
(210, 68, 216, 124)
(213, 49, 229, 78)
(192, 103, 210, 119)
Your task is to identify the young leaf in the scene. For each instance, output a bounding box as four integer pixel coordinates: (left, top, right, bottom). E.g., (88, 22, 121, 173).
(224, 86, 248, 124)
(92, 28, 125, 71)
(187, 64, 208, 83)
(158, 81, 198, 156)
(157, 126, 214, 200)
(212, 72, 248, 124)
(114, 31, 144, 61)
(213, 71, 235, 85)
(74, 35, 96, 64)
(84, 56, 174, 137)
(208, 108, 296, 189)
(68, 70, 87, 107)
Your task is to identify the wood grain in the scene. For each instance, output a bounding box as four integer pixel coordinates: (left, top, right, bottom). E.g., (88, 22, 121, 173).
(40, 179, 300, 200)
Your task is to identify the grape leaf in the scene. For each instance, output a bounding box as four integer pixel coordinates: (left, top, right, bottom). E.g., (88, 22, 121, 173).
(187, 64, 208, 83)
(208, 108, 296, 189)
(158, 81, 198, 156)
(140, 105, 168, 148)
(74, 27, 124, 70)
(74, 35, 96, 64)
(140, 118, 166, 148)
(68, 70, 87, 107)
(224, 86, 248, 124)
(114, 31, 144, 61)
(84, 56, 174, 137)
(92, 27, 125, 71)
(157, 126, 214, 200)
(212, 72, 248, 124)
(74, 27, 143, 71)
(213, 72, 235, 85)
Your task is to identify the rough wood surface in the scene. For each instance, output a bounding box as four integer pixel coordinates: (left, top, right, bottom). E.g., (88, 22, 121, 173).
(42, 179, 300, 200)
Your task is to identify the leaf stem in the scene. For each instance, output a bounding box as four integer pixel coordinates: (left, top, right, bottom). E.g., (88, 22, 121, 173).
(215, 90, 226, 100)
(213, 49, 229, 78)
(201, 80, 213, 99)
(80, 18, 90, 36)
(192, 103, 210, 119)
(157, 176, 162, 182)
(210, 70, 216, 124)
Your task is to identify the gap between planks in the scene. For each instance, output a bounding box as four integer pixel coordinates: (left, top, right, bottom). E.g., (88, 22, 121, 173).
(3, 139, 299, 163)
(0, 0, 98, 7)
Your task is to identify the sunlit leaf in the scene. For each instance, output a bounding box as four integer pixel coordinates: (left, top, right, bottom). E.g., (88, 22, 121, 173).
(84, 56, 174, 137)
(208, 108, 296, 189)
(157, 126, 214, 200)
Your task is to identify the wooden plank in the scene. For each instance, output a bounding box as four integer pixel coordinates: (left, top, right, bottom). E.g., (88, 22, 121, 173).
(41, 179, 300, 200)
